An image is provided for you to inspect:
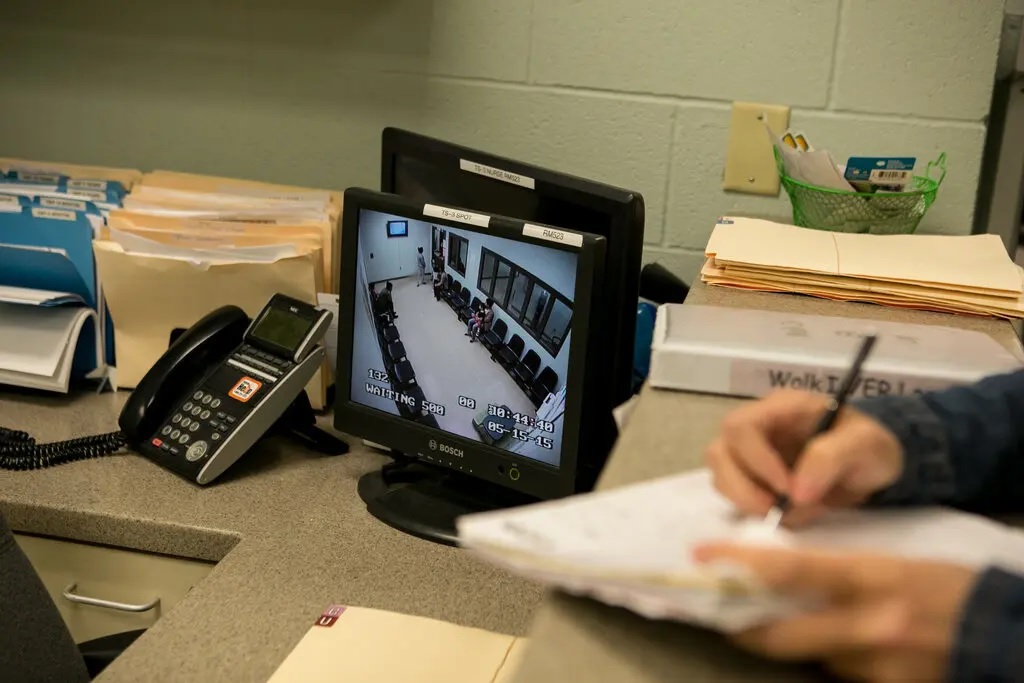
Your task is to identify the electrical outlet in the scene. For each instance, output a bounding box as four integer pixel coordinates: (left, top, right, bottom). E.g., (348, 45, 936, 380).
(723, 101, 790, 196)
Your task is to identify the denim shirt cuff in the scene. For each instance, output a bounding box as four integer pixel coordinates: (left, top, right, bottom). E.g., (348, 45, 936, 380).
(851, 395, 957, 506)
(949, 566, 1024, 682)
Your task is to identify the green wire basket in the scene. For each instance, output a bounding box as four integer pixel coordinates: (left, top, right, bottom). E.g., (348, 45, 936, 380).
(775, 150, 947, 234)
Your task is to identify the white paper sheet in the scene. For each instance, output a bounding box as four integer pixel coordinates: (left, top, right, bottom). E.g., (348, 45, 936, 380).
(458, 469, 1024, 632)
(0, 285, 84, 307)
(0, 302, 93, 378)
(108, 227, 298, 263)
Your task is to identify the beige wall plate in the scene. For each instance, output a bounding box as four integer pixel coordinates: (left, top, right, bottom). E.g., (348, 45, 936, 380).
(723, 102, 791, 196)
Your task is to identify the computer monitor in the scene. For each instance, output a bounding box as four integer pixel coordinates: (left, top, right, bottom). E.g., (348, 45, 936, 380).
(335, 188, 606, 544)
(380, 127, 645, 426)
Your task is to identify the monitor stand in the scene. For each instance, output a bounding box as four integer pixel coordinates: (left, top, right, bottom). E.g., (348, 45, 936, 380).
(358, 453, 537, 546)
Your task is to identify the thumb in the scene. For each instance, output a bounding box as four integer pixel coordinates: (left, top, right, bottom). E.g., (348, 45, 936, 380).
(790, 433, 857, 506)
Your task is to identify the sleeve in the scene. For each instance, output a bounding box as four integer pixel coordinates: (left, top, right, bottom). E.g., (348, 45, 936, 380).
(948, 566, 1024, 682)
(854, 369, 1024, 510)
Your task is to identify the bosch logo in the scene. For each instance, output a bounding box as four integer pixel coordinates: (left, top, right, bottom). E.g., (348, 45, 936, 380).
(428, 440, 438, 451)
(438, 443, 464, 458)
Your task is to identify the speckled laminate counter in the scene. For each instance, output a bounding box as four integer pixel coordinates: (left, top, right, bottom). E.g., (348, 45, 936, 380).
(0, 390, 543, 682)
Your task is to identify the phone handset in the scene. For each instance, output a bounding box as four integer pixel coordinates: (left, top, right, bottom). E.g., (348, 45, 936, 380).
(0, 306, 250, 471)
(119, 306, 250, 444)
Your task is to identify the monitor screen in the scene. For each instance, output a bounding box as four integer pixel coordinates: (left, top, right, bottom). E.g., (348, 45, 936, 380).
(386, 220, 408, 237)
(350, 207, 578, 468)
(380, 128, 644, 439)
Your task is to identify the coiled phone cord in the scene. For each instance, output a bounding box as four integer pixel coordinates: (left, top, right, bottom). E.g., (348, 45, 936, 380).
(0, 427, 126, 471)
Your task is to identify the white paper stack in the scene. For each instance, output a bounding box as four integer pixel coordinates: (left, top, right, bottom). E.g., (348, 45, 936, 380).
(0, 300, 99, 392)
(703, 217, 1024, 318)
(458, 470, 1024, 633)
(648, 304, 1023, 398)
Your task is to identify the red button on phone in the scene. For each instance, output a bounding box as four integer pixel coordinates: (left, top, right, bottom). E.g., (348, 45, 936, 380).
(152, 438, 163, 447)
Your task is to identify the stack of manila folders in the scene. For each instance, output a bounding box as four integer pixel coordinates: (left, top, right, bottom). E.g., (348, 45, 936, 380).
(94, 171, 340, 407)
(458, 469, 1024, 633)
(702, 217, 1024, 318)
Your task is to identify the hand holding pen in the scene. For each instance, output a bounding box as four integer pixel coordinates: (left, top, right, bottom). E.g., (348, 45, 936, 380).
(705, 334, 905, 527)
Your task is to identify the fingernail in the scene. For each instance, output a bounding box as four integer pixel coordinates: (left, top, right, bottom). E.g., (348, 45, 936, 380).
(791, 479, 817, 504)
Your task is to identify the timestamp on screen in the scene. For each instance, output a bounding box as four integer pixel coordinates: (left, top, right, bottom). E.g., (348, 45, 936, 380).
(487, 404, 511, 419)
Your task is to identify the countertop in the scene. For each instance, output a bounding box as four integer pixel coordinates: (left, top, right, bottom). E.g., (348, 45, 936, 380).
(0, 391, 543, 682)
(509, 282, 1024, 683)
(3, 282, 1022, 682)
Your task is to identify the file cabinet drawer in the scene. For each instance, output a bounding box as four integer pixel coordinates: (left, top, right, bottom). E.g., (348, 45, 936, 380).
(14, 533, 214, 643)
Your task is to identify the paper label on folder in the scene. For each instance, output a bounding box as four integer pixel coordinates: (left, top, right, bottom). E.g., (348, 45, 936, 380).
(459, 159, 536, 190)
(31, 208, 77, 222)
(68, 189, 107, 202)
(40, 197, 88, 212)
(0, 194, 20, 212)
(16, 171, 60, 184)
(67, 178, 108, 191)
(423, 204, 491, 228)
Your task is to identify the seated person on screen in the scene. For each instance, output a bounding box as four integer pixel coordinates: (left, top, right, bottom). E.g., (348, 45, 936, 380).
(696, 370, 1024, 683)
(466, 299, 494, 343)
(376, 281, 397, 320)
(432, 272, 444, 301)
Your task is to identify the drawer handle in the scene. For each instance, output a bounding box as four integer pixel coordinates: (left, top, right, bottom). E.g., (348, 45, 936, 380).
(61, 583, 161, 613)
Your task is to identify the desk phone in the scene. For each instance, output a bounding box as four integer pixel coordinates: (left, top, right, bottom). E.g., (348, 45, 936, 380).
(124, 294, 333, 484)
(0, 294, 346, 484)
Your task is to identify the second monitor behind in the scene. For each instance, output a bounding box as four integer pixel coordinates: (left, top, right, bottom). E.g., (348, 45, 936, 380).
(380, 128, 646, 419)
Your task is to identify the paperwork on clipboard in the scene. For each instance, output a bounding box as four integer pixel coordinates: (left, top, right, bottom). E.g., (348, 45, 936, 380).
(458, 469, 1024, 633)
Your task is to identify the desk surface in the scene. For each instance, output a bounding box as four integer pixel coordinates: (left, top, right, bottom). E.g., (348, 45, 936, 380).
(509, 282, 1024, 683)
(3, 283, 1021, 682)
(0, 394, 543, 681)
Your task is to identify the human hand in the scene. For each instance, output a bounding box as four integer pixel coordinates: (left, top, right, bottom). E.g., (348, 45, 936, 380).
(694, 544, 978, 683)
(705, 390, 904, 525)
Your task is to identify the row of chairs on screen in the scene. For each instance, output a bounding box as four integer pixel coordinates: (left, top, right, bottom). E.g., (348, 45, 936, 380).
(372, 311, 440, 429)
(437, 276, 558, 408)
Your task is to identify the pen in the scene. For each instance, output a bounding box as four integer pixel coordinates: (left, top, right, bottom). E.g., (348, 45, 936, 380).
(765, 332, 878, 531)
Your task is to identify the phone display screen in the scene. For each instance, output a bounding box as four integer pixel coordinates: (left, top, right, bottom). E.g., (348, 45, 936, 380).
(250, 307, 314, 353)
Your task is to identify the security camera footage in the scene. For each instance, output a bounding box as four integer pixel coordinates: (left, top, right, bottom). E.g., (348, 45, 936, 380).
(350, 209, 577, 467)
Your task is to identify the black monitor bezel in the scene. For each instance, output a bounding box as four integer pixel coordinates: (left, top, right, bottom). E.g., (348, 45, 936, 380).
(334, 188, 606, 501)
(380, 127, 645, 413)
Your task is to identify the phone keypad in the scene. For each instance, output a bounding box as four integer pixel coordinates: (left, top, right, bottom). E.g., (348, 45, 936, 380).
(152, 389, 239, 462)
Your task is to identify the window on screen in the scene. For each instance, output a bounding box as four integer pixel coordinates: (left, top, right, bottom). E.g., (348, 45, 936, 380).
(492, 260, 512, 304)
(507, 272, 530, 319)
(386, 220, 408, 238)
(448, 234, 468, 276)
(477, 247, 573, 356)
(542, 299, 572, 349)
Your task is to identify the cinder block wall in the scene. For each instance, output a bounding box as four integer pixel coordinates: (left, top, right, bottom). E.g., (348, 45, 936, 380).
(0, 0, 1005, 283)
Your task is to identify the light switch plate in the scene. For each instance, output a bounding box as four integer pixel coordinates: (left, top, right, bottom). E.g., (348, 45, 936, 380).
(723, 101, 790, 196)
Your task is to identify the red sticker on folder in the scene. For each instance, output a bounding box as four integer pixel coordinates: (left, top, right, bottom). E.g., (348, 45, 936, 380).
(315, 604, 346, 627)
